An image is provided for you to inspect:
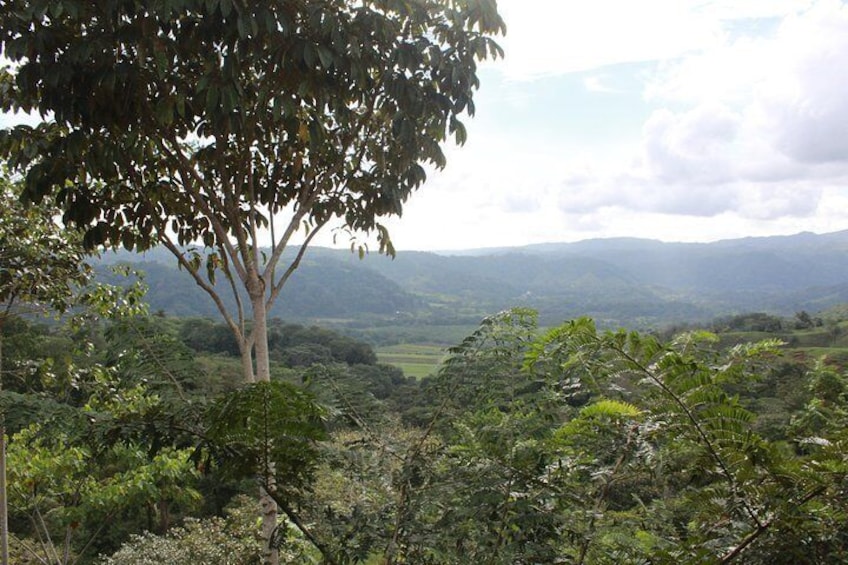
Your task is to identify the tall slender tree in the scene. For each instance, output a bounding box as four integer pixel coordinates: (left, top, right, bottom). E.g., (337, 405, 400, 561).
(0, 1, 504, 561)
(0, 177, 90, 565)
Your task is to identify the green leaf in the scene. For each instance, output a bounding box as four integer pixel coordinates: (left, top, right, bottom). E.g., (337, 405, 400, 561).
(317, 45, 334, 68)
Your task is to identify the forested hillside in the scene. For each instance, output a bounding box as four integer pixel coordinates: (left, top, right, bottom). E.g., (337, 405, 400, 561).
(101, 230, 848, 328)
(6, 198, 848, 563)
(96, 258, 419, 320)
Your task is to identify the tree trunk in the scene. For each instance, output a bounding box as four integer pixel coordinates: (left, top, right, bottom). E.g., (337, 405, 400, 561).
(157, 499, 171, 533)
(251, 289, 272, 385)
(249, 290, 278, 565)
(0, 422, 6, 565)
(259, 485, 278, 565)
(240, 343, 255, 384)
(0, 330, 8, 565)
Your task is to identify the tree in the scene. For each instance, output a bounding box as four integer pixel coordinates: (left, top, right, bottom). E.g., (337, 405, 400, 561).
(6, 425, 201, 565)
(0, 176, 89, 318)
(0, 1, 504, 562)
(0, 178, 90, 565)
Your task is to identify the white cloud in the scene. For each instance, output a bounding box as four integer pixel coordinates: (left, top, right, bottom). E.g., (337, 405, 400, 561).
(646, 0, 848, 167)
(764, 5, 848, 163)
(494, 0, 814, 80)
(2, 1, 843, 253)
(640, 105, 741, 185)
(346, 0, 848, 250)
(606, 0, 848, 223)
(582, 75, 619, 93)
(735, 183, 824, 219)
(496, 0, 718, 79)
(696, 0, 816, 20)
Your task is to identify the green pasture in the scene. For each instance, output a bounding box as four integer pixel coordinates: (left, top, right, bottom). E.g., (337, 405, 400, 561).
(347, 324, 479, 346)
(791, 346, 848, 367)
(376, 343, 447, 379)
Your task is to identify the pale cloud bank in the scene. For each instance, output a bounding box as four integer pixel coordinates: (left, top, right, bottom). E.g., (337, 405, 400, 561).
(635, 0, 848, 211)
(384, 0, 848, 250)
(495, 0, 815, 80)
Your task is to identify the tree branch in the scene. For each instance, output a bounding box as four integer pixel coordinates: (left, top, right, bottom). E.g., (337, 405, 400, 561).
(612, 343, 763, 528)
(719, 485, 827, 563)
(274, 497, 340, 565)
(266, 218, 329, 314)
(156, 234, 244, 345)
(155, 136, 249, 285)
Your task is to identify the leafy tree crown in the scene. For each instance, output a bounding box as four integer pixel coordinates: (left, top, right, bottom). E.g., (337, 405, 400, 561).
(0, 0, 504, 253)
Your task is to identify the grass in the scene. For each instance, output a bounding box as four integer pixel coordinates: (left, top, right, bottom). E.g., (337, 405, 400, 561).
(348, 324, 479, 346)
(376, 343, 447, 379)
(790, 346, 848, 369)
(195, 342, 449, 381)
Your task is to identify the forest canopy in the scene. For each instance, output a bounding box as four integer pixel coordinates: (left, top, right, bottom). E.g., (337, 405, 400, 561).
(1, 302, 847, 563)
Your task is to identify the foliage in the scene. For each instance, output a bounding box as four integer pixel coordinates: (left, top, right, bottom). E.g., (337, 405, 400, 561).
(179, 317, 379, 367)
(98, 495, 270, 565)
(179, 317, 243, 357)
(0, 310, 211, 561)
(200, 380, 332, 562)
(205, 381, 326, 489)
(6, 424, 201, 564)
(305, 424, 437, 564)
(715, 312, 786, 333)
(434, 308, 543, 414)
(0, 172, 93, 565)
(0, 175, 90, 314)
(287, 310, 848, 564)
(0, 0, 506, 399)
(0, 0, 504, 249)
(3, 300, 848, 564)
(8, 259, 848, 564)
(0, 4, 504, 555)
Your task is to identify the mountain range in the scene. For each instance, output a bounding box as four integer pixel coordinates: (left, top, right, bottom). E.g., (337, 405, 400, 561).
(96, 230, 848, 329)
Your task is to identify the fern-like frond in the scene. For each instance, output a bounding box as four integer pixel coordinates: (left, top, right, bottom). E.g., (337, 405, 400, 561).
(578, 399, 642, 420)
(205, 381, 327, 494)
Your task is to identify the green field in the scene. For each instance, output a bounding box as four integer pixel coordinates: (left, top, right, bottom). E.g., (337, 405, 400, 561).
(346, 324, 479, 346)
(376, 343, 447, 379)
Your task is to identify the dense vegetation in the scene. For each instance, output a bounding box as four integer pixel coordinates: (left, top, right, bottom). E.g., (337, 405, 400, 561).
(0, 0, 505, 560)
(1, 0, 846, 561)
(2, 294, 848, 563)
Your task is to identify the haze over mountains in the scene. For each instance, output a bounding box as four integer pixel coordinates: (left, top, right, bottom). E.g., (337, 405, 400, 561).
(98, 230, 848, 329)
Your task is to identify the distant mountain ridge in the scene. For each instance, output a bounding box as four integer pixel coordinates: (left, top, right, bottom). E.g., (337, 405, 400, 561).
(97, 230, 848, 328)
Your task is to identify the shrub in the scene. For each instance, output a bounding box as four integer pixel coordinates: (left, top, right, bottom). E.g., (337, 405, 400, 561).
(99, 496, 262, 565)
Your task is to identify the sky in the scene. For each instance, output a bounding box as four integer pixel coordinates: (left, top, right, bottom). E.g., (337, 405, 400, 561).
(5, 1, 848, 252)
(375, 0, 848, 251)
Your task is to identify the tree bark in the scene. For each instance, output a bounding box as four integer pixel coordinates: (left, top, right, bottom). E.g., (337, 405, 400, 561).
(259, 484, 278, 565)
(240, 344, 255, 384)
(251, 287, 272, 385)
(0, 328, 8, 565)
(250, 289, 278, 565)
